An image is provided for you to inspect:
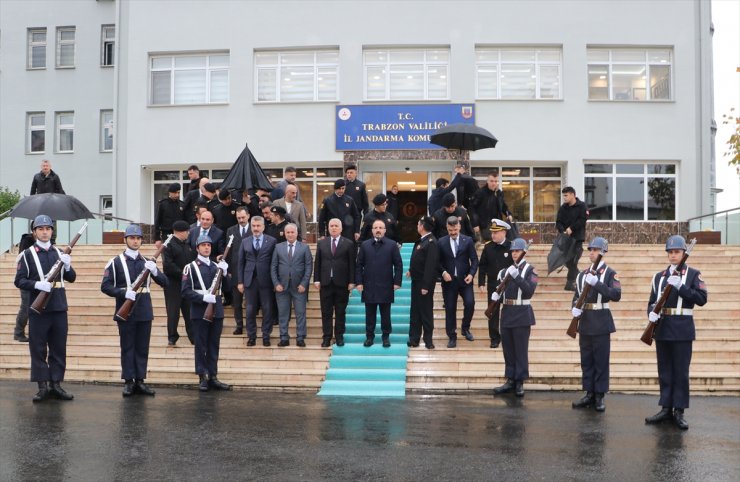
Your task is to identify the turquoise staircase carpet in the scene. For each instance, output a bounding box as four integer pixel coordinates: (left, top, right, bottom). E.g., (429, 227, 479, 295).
(318, 243, 414, 397)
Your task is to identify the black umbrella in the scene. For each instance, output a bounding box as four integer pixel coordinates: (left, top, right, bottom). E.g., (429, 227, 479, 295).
(430, 123, 498, 151)
(547, 232, 577, 275)
(10, 193, 94, 221)
(218, 143, 274, 193)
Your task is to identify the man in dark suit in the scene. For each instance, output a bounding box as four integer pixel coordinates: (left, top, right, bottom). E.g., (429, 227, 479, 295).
(237, 216, 277, 346)
(188, 210, 224, 259)
(406, 215, 439, 349)
(356, 220, 403, 348)
(437, 216, 479, 348)
(162, 220, 195, 346)
(314, 218, 355, 347)
(226, 207, 251, 335)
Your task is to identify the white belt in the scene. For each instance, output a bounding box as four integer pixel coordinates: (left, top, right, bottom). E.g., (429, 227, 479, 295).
(662, 308, 693, 316)
(196, 289, 220, 296)
(136, 288, 150, 294)
(503, 299, 531, 306)
(584, 303, 609, 310)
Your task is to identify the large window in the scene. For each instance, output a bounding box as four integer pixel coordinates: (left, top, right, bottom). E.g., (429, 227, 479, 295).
(100, 110, 113, 152)
(364, 48, 449, 101)
(27, 112, 45, 153)
(56, 27, 75, 68)
(587, 48, 672, 101)
(55, 112, 74, 153)
(584, 163, 676, 220)
(476, 47, 562, 99)
(27, 28, 46, 69)
(150, 53, 230, 105)
(101, 25, 115, 66)
(255, 50, 339, 103)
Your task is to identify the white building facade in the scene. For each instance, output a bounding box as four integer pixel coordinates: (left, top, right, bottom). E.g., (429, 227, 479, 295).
(1, 0, 716, 236)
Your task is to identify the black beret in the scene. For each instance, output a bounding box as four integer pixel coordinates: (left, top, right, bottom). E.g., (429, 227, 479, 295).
(270, 205, 287, 215)
(373, 193, 387, 205)
(172, 220, 190, 232)
(442, 192, 456, 207)
(203, 183, 216, 193)
(168, 183, 181, 193)
(334, 179, 346, 189)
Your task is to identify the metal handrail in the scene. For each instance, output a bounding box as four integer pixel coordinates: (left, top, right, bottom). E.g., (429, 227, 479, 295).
(686, 206, 740, 222)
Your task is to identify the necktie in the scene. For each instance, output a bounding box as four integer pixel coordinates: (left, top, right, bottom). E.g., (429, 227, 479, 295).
(288, 244, 294, 260)
(331, 238, 337, 256)
(254, 237, 261, 251)
(453, 238, 459, 276)
(241, 226, 246, 237)
(201, 229, 206, 237)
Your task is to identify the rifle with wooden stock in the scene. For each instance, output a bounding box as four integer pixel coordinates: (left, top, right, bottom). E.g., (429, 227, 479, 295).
(203, 234, 234, 322)
(640, 238, 697, 346)
(30, 222, 88, 314)
(483, 242, 531, 319)
(114, 235, 172, 322)
(566, 251, 604, 338)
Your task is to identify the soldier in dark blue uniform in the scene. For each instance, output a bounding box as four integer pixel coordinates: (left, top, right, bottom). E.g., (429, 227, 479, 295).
(645, 235, 707, 430)
(182, 235, 232, 392)
(154, 182, 185, 245)
(492, 238, 538, 397)
(406, 216, 439, 349)
(570, 237, 621, 412)
(344, 165, 369, 215)
(14, 215, 76, 402)
(101, 224, 168, 397)
(360, 194, 400, 243)
(478, 219, 514, 348)
(317, 179, 361, 242)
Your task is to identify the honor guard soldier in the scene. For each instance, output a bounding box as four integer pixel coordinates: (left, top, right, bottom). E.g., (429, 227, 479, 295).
(645, 235, 707, 430)
(360, 193, 400, 243)
(478, 219, 514, 348)
(318, 179, 361, 242)
(182, 235, 232, 392)
(266, 205, 289, 243)
(406, 215, 439, 349)
(570, 237, 621, 412)
(14, 215, 76, 402)
(492, 238, 538, 397)
(344, 165, 369, 215)
(154, 182, 185, 247)
(101, 224, 168, 397)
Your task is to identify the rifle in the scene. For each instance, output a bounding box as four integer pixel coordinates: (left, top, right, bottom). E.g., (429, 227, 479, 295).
(484, 242, 531, 319)
(203, 234, 234, 322)
(640, 238, 697, 346)
(114, 235, 172, 322)
(30, 222, 88, 314)
(566, 251, 604, 339)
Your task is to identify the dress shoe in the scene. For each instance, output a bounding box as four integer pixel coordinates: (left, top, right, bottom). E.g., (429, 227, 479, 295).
(493, 379, 514, 395)
(336, 337, 344, 347)
(673, 409, 689, 430)
(246, 338, 256, 347)
(645, 407, 673, 424)
(594, 393, 605, 412)
(122, 380, 135, 397)
(564, 281, 577, 292)
(425, 343, 435, 350)
(407, 340, 419, 348)
(490, 339, 500, 349)
(462, 331, 475, 342)
(233, 327, 243, 335)
(321, 339, 331, 348)
(263, 339, 271, 347)
(382, 338, 391, 348)
(14, 334, 29, 343)
(32, 381, 49, 403)
(572, 392, 594, 409)
(514, 381, 525, 397)
(297, 340, 306, 347)
(198, 374, 209, 392)
(167, 340, 176, 346)
(447, 339, 456, 348)
(135, 380, 155, 396)
(209, 377, 232, 391)
(50, 382, 74, 401)
(363, 338, 374, 347)
(278, 339, 290, 347)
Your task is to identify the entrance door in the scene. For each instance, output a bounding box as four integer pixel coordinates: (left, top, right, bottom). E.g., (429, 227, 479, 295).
(386, 171, 428, 243)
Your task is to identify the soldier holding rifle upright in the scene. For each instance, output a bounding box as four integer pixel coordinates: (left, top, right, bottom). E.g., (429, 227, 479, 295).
(644, 235, 707, 430)
(14, 215, 76, 402)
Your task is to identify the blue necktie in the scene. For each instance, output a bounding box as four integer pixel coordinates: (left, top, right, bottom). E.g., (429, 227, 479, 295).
(254, 237, 261, 251)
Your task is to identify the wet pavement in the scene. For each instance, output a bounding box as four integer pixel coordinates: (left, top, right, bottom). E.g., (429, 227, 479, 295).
(0, 381, 738, 481)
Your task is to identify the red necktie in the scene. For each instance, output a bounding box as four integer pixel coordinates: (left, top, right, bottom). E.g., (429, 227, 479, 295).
(331, 238, 337, 256)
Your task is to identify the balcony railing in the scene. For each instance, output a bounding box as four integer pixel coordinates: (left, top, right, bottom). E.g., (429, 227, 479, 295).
(687, 207, 740, 245)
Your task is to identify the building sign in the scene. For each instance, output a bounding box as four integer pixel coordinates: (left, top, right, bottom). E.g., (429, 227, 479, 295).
(336, 104, 475, 151)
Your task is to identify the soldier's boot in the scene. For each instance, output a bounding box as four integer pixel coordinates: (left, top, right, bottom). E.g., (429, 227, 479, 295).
(32, 381, 49, 403)
(198, 374, 210, 392)
(594, 393, 606, 412)
(572, 392, 594, 408)
(209, 376, 231, 391)
(673, 409, 689, 430)
(122, 379, 135, 397)
(645, 407, 672, 424)
(493, 379, 514, 395)
(50, 382, 74, 401)
(514, 380, 525, 397)
(135, 379, 155, 396)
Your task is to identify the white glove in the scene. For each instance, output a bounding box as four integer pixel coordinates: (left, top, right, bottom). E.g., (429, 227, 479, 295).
(648, 311, 660, 323)
(491, 292, 501, 302)
(34, 281, 52, 292)
(144, 260, 158, 275)
(572, 307, 583, 318)
(60, 253, 71, 270)
(217, 260, 228, 274)
(203, 293, 217, 304)
(506, 265, 519, 279)
(666, 275, 681, 288)
(125, 290, 137, 301)
(585, 273, 598, 286)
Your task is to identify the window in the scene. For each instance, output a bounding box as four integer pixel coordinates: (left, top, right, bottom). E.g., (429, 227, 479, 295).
(56, 27, 75, 68)
(27, 112, 45, 153)
(584, 163, 676, 220)
(27, 28, 47, 69)
(101, 25, 115, 66)
(150, 53, 230, 105)
(255, 50, 339, 102)
(55, 112, 74, 153)
(587, 48, 672, 101)
(100, 110, 113, 152)
(364, 48, 449, 101)
(476, 47, 562, 99)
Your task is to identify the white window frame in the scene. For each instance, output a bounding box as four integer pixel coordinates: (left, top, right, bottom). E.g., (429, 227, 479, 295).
(475, 47, 563, 100)
(27, 112, 46, 154)
(254, 49, 340, 103)
(101, 25, 115, 67)
(27, 28, 47, 69)
(584, 162, 678, 221)
(100, 110, 114, 152)
(55, 111, 74, 153)
(587, 47, 673, 101)
(363, 48, 450, 101)
(56, 26, 76, 68)
(149, 52, 230, 106)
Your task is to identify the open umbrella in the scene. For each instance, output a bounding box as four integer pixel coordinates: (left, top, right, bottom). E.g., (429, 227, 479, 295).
(10, 193, 94, 221)
(547, 232, 577, 275)
(430, 123, 498, 151)
(218, 143, 274, 193)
